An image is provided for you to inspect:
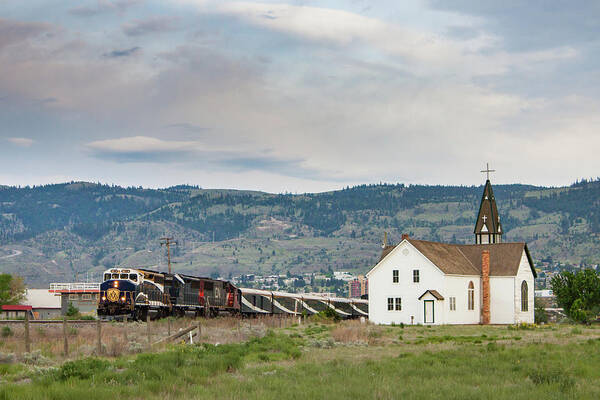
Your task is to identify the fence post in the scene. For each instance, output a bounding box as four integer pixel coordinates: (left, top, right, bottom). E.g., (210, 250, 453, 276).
(168, 318, 171, 337)
(96, 319, 102, 355)
(146, 313, 151, 344)
(24, 312, 30, 353)
(63, 317, 68, 356)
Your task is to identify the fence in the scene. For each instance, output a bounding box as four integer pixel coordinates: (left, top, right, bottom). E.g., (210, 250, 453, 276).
(0, 314, 301, 359)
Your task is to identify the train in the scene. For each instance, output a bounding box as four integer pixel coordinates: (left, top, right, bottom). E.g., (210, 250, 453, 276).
(97, 267, 368, 320)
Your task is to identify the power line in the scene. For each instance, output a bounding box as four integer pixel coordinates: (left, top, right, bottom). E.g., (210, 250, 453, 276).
(160, 237, 178, 274)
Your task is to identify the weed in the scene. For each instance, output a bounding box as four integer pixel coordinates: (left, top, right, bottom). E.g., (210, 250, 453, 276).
(529, 368, 575, 392)
(1, 327, 12, 338)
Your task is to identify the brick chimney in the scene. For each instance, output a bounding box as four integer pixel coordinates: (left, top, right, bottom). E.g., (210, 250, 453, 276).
(401, 233, 410, 241)
(481, 250, 490, 324)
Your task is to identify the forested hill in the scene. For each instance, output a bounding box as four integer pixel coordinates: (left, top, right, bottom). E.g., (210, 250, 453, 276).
(1, 180, 599, 286)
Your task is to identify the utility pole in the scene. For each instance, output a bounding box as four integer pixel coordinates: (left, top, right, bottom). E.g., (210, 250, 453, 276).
(160, 237, 178, 274)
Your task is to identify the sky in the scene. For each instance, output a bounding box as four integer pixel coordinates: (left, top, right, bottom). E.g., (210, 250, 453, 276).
(0, 0, 599, 193)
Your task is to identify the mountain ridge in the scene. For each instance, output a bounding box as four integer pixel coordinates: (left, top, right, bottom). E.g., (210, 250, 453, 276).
(1, 179, 599, 287)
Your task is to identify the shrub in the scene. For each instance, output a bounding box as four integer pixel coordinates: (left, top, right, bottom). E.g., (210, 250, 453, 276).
(65, 303, 79, 317)
(54, 358, 110, 381)
(0, 352, 15, 364)
(569, 299, 587, 323)
(1, 326, 12, 338)
(534, 298, 548, 324)
(22, 350, 51, 366)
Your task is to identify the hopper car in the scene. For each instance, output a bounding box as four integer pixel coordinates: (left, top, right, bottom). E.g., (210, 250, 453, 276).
(97, 267, 368, 320)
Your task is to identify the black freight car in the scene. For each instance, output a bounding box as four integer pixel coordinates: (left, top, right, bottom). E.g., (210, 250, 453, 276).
(97, 267, 239, 320)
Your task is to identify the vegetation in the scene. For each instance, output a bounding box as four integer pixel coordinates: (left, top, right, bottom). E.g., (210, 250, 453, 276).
(551, 269, 600, 323)
(1, 179, 600, 286)
(2, 321, 600, 399)
(65, 303, 80, 318)
(0, 274, 25, 306)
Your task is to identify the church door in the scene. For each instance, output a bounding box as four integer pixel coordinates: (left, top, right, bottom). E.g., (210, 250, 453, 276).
(424, 300, 434, 324)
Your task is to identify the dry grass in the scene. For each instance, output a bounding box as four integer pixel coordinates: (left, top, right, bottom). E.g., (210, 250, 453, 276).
(330, 319, 369, 344)
(0, 315, 301, 362)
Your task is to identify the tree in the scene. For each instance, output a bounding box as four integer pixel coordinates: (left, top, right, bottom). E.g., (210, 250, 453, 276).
(0, 274, 26, 306)
(551, 269, 600, 323)
(65, 302, 79, 317)
(534, 298, 548, 324)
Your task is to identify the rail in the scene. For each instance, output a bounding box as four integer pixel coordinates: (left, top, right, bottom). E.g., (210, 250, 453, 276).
(49, 282, 100, 293)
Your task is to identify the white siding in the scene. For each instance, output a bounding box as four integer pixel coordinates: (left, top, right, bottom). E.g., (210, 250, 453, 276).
(444, 276, 480, 325)
(514, 250, 535, 323)
(489, 277, 514, 324)
(367, 241, 480, 325)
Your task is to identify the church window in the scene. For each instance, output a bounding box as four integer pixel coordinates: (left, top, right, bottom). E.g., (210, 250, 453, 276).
(413, 270, 420, 283)
(387, 298, 394, 311)
(392, 270, 399, 283)
(468, 281, 474, 310)
(449, 297, 456, 311)
(521, 281, 528, 312)
(395, 297, 402, 311)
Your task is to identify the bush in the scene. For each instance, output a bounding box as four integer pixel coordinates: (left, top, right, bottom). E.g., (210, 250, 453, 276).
(534, 299, 548, 324)
(54, 358, 110, 381)
(22, 350, 51, 366)
(65, 303, 79, 318)
(0, 352, 15, 364)
(1, 326, 12, 338)
(569, 299, 587, 323)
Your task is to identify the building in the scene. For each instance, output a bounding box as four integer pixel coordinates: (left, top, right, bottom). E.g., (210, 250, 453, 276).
(25, 289, 62, 319)
(348, 275, 368, 298)
(49, 282, 100, 315)
(367, 175, 536, 325)
(1, 305, 33, 319)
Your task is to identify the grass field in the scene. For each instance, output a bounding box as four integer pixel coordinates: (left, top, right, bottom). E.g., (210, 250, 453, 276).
(2, 318, 600, 399)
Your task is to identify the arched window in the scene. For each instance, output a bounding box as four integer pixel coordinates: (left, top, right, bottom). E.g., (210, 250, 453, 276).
(521, 281, 528, 312)
(468, 281, 474, 310)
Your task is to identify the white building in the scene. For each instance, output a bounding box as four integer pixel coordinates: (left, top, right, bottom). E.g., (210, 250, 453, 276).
(367, 178, 536, 325)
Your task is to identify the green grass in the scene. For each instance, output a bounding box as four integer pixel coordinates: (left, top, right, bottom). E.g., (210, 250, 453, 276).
(3, 324, 600, 399)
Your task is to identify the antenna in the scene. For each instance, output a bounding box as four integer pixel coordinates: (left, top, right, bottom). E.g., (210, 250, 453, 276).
(160, 237, 178, 274)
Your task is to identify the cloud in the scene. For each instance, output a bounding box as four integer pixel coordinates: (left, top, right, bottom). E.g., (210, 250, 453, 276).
(86, 136, 198, 162)
(166, 123, 210, 133)
(103, 46, 141, 58)
(122, 16, 178, 36)
(7, 137, 35, 147)
(69, 0, 141, 17)
(0, 18, 54, 49)
(84, 136, 327, 180)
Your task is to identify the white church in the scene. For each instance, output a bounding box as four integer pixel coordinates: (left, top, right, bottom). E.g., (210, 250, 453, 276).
(366, 175, 536, 325)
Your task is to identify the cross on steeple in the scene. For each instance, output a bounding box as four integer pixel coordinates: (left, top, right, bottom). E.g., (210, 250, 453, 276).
(482, 215, 487, 223)
(481, 163, 495, 181)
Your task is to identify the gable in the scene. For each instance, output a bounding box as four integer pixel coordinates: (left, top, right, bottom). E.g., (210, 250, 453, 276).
(371, 239, 536, 278)
(366, 240, 447, 278)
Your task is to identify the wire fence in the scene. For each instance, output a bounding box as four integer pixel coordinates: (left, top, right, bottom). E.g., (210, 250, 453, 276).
(0, 314, 302, 361)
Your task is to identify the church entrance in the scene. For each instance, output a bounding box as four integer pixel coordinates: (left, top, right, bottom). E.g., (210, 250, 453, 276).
(424, 300, 435, 324)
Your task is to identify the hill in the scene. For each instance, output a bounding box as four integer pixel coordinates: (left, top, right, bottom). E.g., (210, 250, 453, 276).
(1, 179, 599, 286)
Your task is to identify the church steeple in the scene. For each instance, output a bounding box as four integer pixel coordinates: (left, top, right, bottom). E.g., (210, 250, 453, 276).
(475, 165, 503, 244)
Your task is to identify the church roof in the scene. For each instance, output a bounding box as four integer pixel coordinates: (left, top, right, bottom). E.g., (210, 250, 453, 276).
(378, 239, 536, 278)
(474, 179, 503, 235)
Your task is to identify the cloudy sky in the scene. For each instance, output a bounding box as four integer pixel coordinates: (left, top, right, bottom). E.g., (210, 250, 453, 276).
(1, 1, 598, 193)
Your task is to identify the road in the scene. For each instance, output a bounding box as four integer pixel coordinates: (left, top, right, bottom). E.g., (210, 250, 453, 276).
(0, 249, 22, 259)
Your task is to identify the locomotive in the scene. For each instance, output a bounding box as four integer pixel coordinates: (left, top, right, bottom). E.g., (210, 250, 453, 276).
(97, 266, 368, 320)
(97, 267, 239, 320)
